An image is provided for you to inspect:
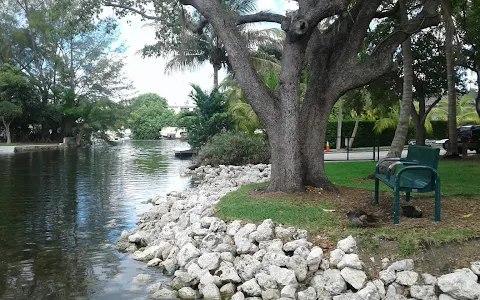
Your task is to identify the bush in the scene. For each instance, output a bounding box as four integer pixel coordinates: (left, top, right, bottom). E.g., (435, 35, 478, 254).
(198, 132, 270, 166)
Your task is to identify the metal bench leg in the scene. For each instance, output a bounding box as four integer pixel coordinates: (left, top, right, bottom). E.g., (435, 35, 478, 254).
(374, 178, 379, 205)
(394, 188, 400, 225)
(434, 181, 441, 222)
(405, 192, 411, 202)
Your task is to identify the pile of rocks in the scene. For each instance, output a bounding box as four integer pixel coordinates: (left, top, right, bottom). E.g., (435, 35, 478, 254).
(117, 164, 480, 300)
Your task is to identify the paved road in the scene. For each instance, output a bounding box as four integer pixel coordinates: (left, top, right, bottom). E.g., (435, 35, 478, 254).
(324, 148, 449, 161)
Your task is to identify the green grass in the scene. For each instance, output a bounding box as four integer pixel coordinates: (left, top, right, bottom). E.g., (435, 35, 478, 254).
(325, 160, 480, 196)
(216, 159, 480, 256)
(217, 182, 340, 232)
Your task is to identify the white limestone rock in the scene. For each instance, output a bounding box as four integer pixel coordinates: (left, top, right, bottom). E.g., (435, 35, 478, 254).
(151, 288, 178, 300)
(261, 289, 280, 300)
(287, 255, 308, 282)
(306, 246, 324, 266)
(254, 219, 274, 242)
(357, 282, 381, 300)
(234, 255, 262, 281)
(395, 271, 419, 286)
(178, 243, 201, 267)
(310, 269, 347, 296)
(202, 283, 221, 300)
(147, 257, 162, 267)
(227, 220, 243, 236)
(239, 279, 262, 297)
(387, 259, 414, 272)
(337, 236, 357, 253)
(329, 249, 346, 267)
(275, 225, 297, 241)
(283, 239, 312, 252)
(333, 294, 363, 300)
(132, 245, 161, 261)
(422, 274, 437, 286)
(341, 267, 367, 290)
(281, 285, 297, 299)
(471, 262, 480, 276)
(438, 271, 480, 300)
(379, 270, 397, 285)
(337, 254, 363, 270)
(294, 246, 310, 260)
(255, 272, 277, 290)
(231, 291, 245, 300)
(220, 283, 236, 298)
(198, 252, 221, 271)
(373, 279, 386, 299)
(297, 287, 317, 300)
(269, 265, 298, 287)
(410, 285, 437, 300)
(262, 251, 289, 267)
(216, 261, 242, 283)
(178, 287, 196, 299)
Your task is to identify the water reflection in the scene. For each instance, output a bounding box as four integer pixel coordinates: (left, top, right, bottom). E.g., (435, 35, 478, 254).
(0, 140, 192, 299)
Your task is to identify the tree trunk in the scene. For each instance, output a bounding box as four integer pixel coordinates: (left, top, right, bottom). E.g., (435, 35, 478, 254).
(415, 125, 426, 146)
(384, 0, 413, 163)
(213, 65, 220, 89)
(476, 70, 480, 118)
(2, 117, 12, 144)
(300, 98, 336, 190)
(445, 13, 458, 155)
(411, 97, 427, 146)
(336, 97, 343, 150)
(348, 115, 360, 149)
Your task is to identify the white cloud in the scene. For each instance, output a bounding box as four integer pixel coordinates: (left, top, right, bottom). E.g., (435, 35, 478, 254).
(117, 15, 225, 106)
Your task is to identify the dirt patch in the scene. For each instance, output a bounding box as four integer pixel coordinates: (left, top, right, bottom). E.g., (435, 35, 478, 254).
(248, 185, 480, 275)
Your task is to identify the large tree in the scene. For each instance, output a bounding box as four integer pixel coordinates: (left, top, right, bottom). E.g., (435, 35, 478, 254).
(95, 0, 440, 192)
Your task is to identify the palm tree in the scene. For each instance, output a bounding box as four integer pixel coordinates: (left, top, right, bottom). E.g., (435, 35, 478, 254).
(382, 0, 414, 164)
(442, 0, 458, 155)
(429, 95, 480, 124)
(143, 0, 283, 88)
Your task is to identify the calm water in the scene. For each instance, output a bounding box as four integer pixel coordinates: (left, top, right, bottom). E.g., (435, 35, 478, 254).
(0, 140, 192, 299)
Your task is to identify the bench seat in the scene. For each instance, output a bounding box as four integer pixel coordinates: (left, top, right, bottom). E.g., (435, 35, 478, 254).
(374, 145, 441, 224)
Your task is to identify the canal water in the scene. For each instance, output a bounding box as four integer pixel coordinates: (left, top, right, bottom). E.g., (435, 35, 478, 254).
(0, 140, 193, 299)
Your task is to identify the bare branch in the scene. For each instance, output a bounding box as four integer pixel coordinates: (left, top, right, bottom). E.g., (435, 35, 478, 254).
(299, 0, 349, 28)
(194, 12, 285, 34)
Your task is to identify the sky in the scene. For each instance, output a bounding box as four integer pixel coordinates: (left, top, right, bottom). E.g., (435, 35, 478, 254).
(114, 0, 297, 106)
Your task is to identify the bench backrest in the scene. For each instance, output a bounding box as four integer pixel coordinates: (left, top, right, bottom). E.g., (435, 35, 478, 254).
(400, 145, 440, 191)
(405, 145, 440, 169)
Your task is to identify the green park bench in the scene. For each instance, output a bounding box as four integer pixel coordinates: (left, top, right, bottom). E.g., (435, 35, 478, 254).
(374, 145, 441, 224)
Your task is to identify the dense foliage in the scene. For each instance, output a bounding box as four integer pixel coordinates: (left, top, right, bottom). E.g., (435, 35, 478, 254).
(126, 93, 177, 140)
(178, 85, 232, 149)
(198, 132, 270, 166)
(0, 0, 131, 144)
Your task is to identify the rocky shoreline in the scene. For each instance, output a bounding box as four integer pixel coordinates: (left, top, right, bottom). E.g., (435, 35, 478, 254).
(117, 164, 480, 300)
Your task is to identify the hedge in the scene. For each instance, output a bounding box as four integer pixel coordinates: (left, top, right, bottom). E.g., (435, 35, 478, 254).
(326, 120, 448, 149)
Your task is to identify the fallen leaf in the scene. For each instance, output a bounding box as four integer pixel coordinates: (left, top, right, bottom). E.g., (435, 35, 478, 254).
(462, 213, 472, 218)
(322, 209, 336, 212)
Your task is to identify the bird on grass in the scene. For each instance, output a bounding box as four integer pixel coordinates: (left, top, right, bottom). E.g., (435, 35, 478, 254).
(402, 205, 423, 218)
(346, 210, 377, 227)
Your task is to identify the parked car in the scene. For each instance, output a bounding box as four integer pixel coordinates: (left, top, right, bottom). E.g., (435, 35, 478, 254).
(440, 125, 480, 153)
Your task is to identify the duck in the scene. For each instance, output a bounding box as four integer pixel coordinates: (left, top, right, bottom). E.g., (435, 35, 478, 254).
(346, 210, 377, 227)
(402, 205, 423, 218)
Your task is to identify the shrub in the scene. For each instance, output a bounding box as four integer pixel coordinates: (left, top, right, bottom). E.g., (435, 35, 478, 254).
(198, 132, 270, 166)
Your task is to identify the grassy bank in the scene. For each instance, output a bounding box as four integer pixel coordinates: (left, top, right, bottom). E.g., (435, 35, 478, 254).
(216, 158, 480, 256)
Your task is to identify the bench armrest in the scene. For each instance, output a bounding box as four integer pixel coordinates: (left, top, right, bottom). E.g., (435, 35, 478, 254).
(375, 157, 401, 175)
(394, 165, 440, 188)
(386, 161, 420, 180)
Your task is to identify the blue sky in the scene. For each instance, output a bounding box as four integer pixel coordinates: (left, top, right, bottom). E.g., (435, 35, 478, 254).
(116, 0, 295, 106)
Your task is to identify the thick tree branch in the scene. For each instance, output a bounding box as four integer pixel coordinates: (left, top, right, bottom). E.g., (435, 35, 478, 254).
(298, 0, 349, 29)
(374, 2, 399, 18)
